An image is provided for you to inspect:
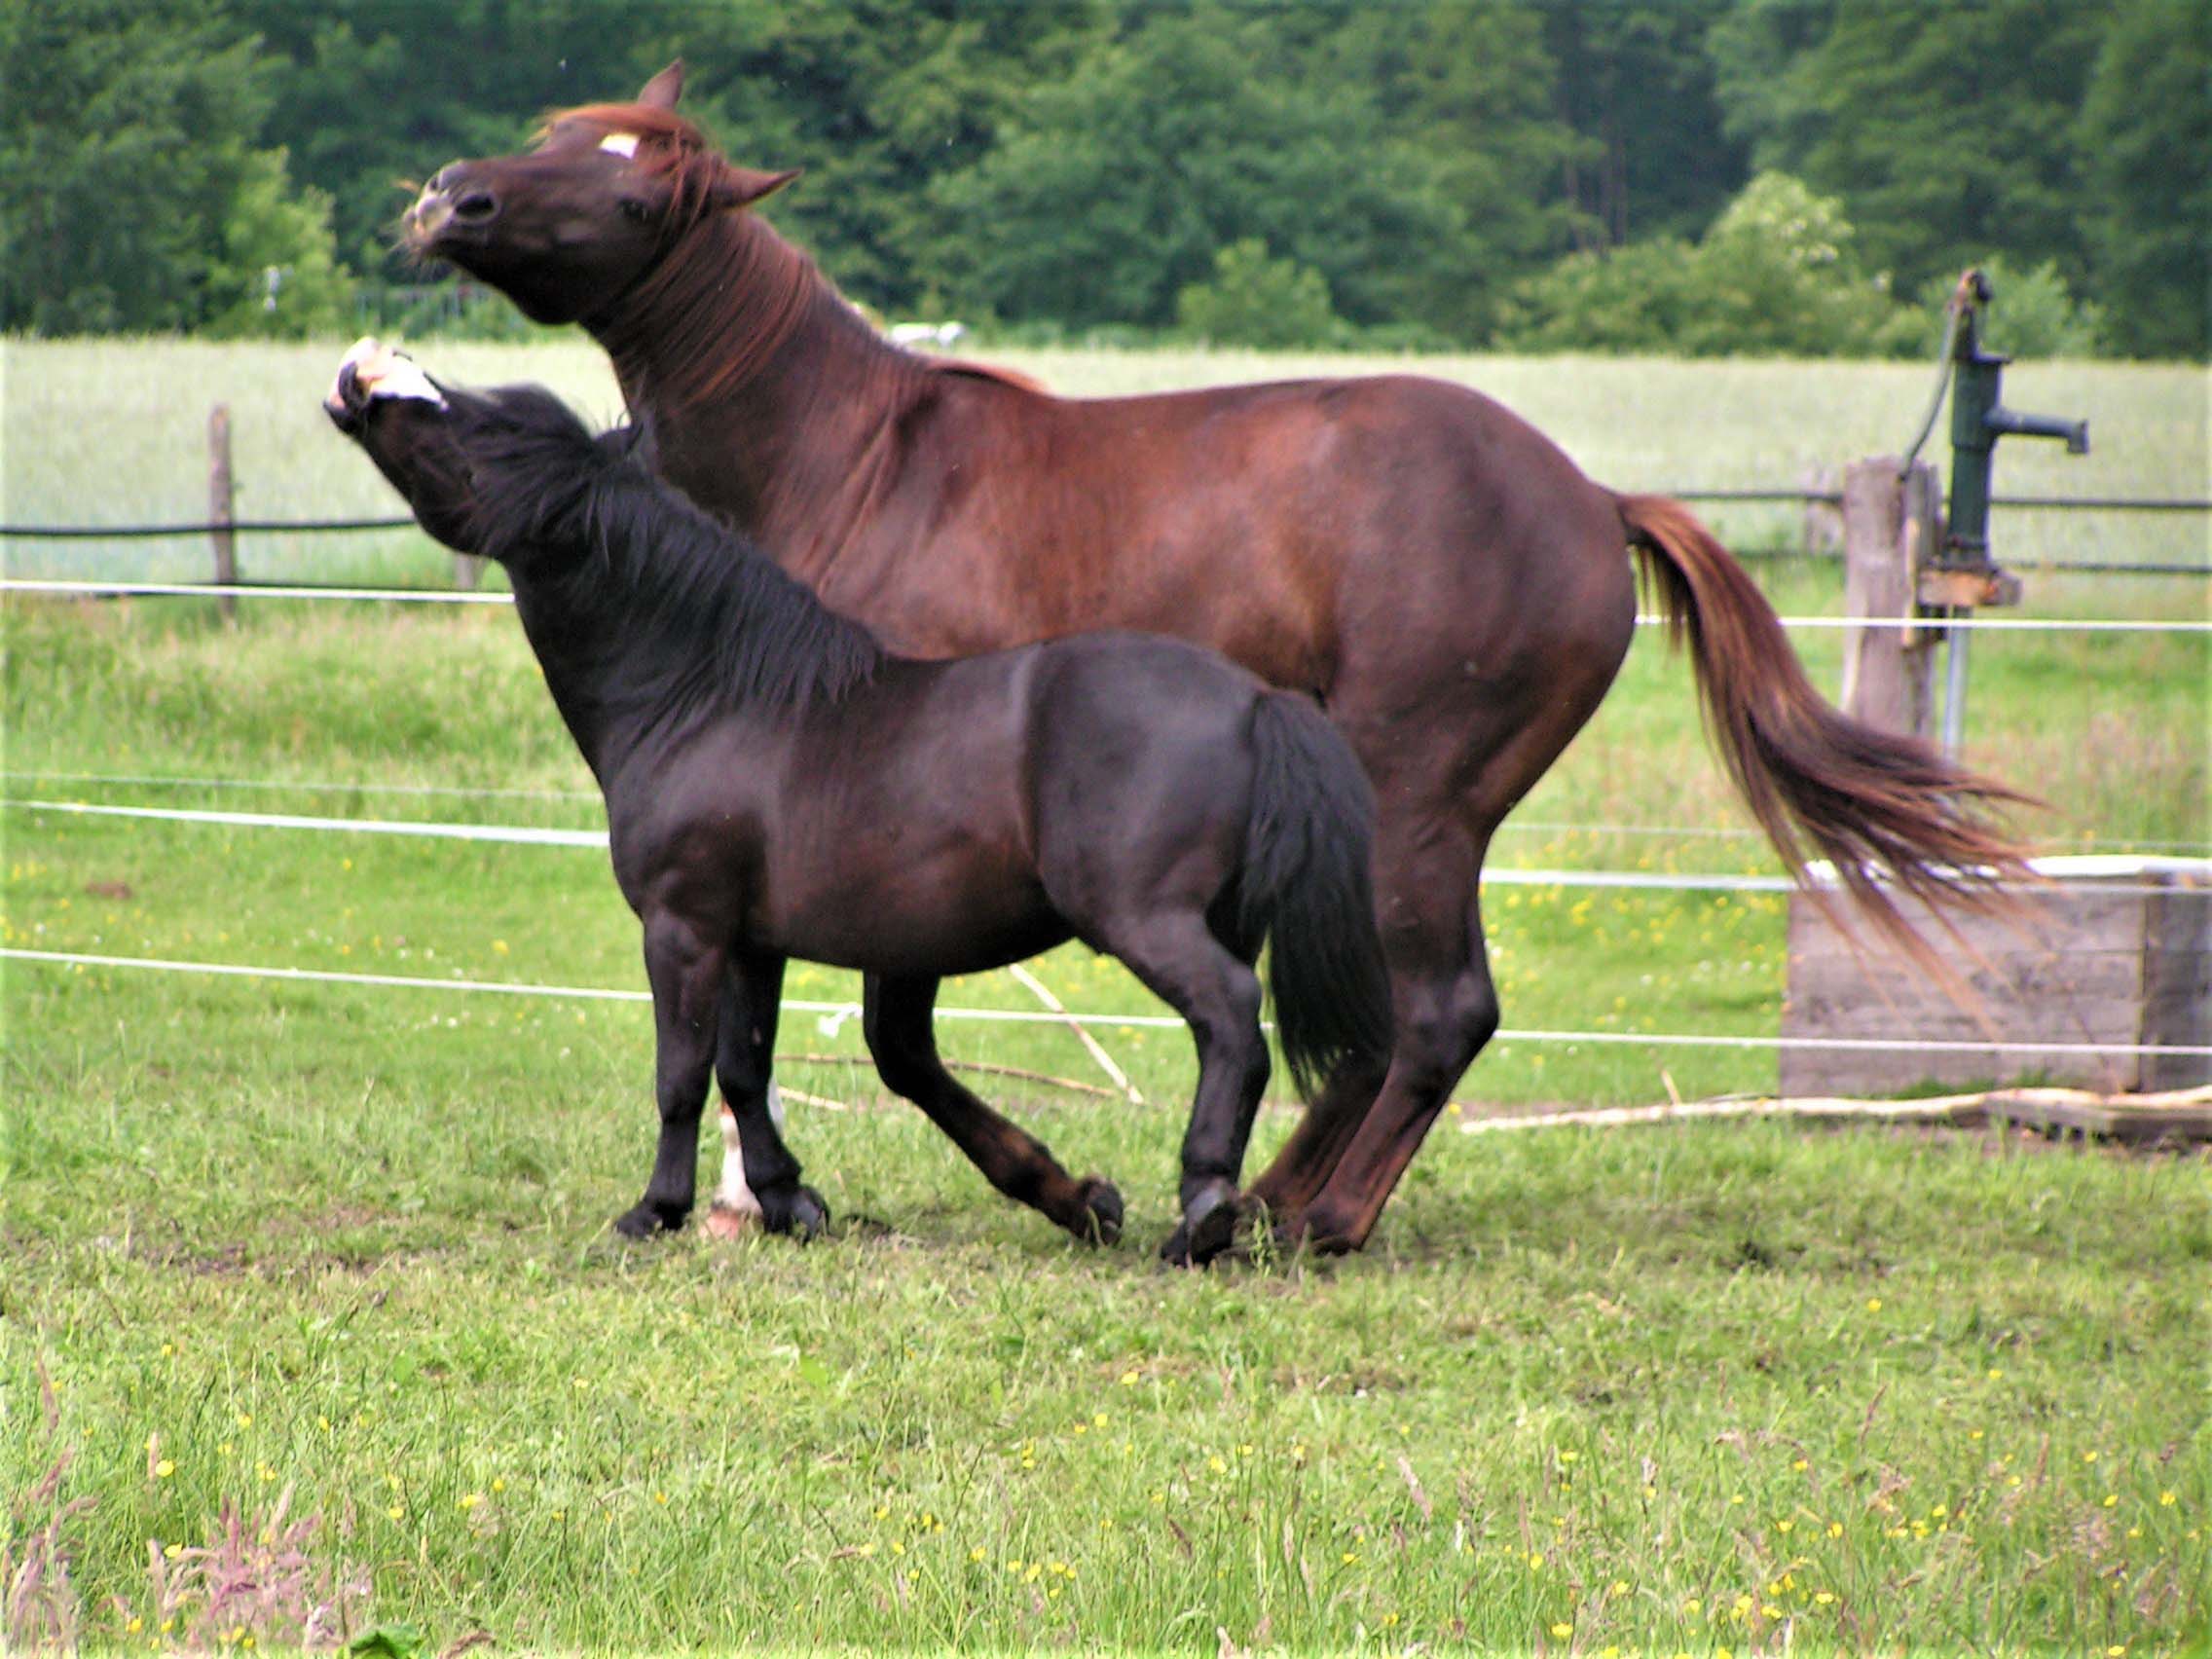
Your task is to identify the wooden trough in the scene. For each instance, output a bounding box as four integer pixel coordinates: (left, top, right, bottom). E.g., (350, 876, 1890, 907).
(1780, 856, 2211, 1098)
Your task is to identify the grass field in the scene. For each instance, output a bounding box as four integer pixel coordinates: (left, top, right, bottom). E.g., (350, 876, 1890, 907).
(4, 339, 2206, 580)
(5, 339, 2208, 1654)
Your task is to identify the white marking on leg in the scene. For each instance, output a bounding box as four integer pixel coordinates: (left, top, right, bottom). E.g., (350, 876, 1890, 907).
(709, 1103, 761, 1218)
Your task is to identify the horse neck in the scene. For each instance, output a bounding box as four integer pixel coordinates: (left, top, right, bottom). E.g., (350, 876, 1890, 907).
(587, 211, 929, 547)
(503, 580, 643, 784)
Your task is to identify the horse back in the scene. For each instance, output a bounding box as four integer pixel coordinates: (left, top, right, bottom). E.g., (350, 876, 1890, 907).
(798, 370, 1625, 702)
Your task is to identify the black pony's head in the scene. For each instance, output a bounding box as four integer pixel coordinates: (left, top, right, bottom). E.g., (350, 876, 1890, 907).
(326, 345, 605, 567)
(326, 341, 882, 717)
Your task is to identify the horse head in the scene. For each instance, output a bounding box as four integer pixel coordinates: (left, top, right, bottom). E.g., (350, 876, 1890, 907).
(404, 61, 797, 324)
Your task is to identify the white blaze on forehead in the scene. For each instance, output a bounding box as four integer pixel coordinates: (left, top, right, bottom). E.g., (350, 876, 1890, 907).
(599, 131, 641, 159)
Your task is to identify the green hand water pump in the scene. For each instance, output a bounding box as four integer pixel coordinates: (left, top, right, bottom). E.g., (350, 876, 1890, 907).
(1902, 269, 2090, 751)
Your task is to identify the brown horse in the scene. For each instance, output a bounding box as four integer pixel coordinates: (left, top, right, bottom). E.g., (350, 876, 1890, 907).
(402, 63, 2031, 1252)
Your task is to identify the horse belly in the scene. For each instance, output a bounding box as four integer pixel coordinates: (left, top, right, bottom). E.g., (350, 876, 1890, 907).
(756, 692, 1061, 975)
(764, 829, 1065, 976)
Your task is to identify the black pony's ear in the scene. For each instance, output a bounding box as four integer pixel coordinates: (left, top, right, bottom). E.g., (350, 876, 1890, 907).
(707, 165, 800, 212)
(639, 60, 684, 109)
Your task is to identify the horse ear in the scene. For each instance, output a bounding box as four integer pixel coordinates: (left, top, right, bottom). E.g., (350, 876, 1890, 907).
(639, 60, 684, 109)
(709, 165, 801, 212)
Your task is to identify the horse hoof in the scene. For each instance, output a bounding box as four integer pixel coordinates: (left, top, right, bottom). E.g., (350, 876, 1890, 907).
(1074, 1177, 1124, 1245)
(763, 1185, 830, 1239)
(1161, 1186, 1244, 1267)
(1272, 1206, 1358, 1258)
(613, 1201, 683, 1239)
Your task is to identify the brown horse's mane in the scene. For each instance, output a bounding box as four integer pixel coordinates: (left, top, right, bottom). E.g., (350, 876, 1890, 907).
(597, 209, 825, 414)
(545, 100, 1046, 412)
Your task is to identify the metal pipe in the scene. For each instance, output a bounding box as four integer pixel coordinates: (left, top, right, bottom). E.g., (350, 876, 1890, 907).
(1941, 613, 1971, 756)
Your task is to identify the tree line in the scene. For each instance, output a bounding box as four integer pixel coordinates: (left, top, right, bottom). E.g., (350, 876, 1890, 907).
(3, 0, 2203, 358)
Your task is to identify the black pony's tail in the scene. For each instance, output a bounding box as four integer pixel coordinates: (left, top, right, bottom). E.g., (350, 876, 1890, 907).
(1236, 693, 1394, 1100)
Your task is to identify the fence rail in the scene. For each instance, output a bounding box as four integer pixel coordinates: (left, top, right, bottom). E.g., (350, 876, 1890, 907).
(11, 796, 2209, 892)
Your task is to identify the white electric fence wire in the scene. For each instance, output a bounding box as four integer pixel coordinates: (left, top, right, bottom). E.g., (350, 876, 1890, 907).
(3, 578, 512, 605)
(9, 946, 2211, 1061)
(15, 778, 2202, 856)
(12, 798, 607, 846)
(10, 799, 2206, 896)
(6, 579, 2208, 633)
(4, 769, 601, 802)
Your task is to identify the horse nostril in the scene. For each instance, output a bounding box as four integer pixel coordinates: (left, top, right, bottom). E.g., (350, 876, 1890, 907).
(453, 191, 498, 223)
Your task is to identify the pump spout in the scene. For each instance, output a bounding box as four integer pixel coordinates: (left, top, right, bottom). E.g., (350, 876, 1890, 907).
(1985, 406, 2089, 455)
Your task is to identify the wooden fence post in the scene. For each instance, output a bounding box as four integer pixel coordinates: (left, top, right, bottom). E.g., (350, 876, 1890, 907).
(207, 403, 237, 622)
(1838, 457, 1937, 738)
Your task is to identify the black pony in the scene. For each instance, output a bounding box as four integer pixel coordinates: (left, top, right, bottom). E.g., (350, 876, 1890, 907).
(325, 342, 1391, 1263)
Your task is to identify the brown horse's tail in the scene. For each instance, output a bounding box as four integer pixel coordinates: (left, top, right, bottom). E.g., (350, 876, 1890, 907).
(1616, 493, 2037, 976)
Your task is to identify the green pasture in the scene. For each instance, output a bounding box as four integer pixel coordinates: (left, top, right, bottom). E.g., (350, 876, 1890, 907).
(5, 342, 2208, 1653)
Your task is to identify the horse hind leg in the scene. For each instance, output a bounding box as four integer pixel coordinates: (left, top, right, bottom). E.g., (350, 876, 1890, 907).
(1291, 907, 1499, 1254)
(1243, 1051, 1388, 1224)
(1288, 669, 1622, 1251)
(864, 973, 1124, 1245)
(1090, 911, 1271, 1267)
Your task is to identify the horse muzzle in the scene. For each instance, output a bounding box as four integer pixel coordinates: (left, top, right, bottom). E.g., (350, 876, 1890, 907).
(406, 167, 499, 247)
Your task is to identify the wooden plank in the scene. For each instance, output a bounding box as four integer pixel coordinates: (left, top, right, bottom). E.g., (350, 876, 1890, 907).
(1780, 1048, 2136, 1099)
(1783, 869, 2209, 1096)
(2143, 887, 2212, 1089)
(1784, 890, 2155, 962)
(1983, 1089, 2212, 1145)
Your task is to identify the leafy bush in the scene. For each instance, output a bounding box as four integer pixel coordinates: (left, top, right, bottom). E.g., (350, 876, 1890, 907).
(203, 150, 355, 339)
(1496, 172, 1926, 357)
(1175, 240, 1345, 349)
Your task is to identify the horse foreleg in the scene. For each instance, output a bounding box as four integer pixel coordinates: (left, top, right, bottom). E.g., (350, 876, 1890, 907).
(706, 953, 828, 1239)
(613, 913, 726, 1238)
(863, 973, 1124, 1245)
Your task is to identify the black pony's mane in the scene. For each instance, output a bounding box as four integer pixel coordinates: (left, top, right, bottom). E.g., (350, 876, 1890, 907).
(448, 384, 884, 719)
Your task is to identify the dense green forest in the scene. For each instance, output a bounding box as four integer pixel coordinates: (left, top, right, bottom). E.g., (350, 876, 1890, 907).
(2, 0, 2204, 356)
